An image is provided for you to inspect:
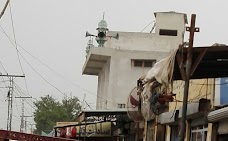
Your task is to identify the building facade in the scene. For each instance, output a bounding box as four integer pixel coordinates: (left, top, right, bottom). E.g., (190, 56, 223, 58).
(83, 11, 187, 110)
(83, 11, 228, 141)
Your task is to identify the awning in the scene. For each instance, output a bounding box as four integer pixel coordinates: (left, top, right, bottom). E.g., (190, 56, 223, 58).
(173, 46, 228, 80)
(208, 106, 228, 122)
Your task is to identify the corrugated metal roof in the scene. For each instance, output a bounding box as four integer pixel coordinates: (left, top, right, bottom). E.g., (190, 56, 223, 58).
(173, 46, 228, 80)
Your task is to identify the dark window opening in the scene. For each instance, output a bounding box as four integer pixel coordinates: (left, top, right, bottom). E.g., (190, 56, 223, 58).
(159, 29, 178, 36)
(134, 60, 143, 67)
(144, 61, 153, 67)
(132, 59, 156, 68)
(118, 104, 126, 108)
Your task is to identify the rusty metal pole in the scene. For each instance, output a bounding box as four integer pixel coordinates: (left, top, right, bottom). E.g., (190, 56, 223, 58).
(179, 14, 196, 141)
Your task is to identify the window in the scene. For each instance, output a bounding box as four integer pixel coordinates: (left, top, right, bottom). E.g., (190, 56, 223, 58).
(191, 125, 208, 141)
(117, 104, 126, 108)
(159, 29, 178, 36)
(144, 60, 154, 67)
(134, 60, 143, 67)
(132, 59, 156, 68)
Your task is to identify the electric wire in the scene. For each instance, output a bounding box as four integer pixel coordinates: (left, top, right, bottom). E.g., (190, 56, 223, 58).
(8, 2, 24, 75)
(85, 101, 94, 110)
(0, 25, 117, 105)
(18, 52, 67, 98)
(0, 61, 8, 74)
(189, 80, 207, 102)
(0, 74, 8, 87)
(8, 2, 31, 97)
(14, 83, 35, 111)
(0, 23, 120, 106)
(0, 61, 9, 88)
(140, 20, 155, 32)
(13, 83, 36, 111)
(14, 92, 22, 117)
(0, 24, 68, 98)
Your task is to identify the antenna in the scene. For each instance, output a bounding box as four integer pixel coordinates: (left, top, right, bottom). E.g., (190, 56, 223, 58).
(81, 94, 86, 111)
(103, 12, 105, 20)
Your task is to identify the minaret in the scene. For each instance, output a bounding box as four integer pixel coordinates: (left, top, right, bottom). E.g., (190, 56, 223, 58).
(96, 13, 109, 47)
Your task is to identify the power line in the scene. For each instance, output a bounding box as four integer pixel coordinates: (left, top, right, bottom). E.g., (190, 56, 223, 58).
(14, 82, 29, 97)
(13, 83, 36, 111)
(140, 20, 155, 32)
(0, 23, 119, 106)
(0, 74, 24, 131)
(0, 25, 116, 103)
(9, 2, 24, 75)
(18, 52, 67, 97)
(8, 2, 31, 97)
(0, 61, 9, 88)
(85, 101, 93, 110)
(15, 96, 32, 132)
(0, 24, 68, 98)
(0, 61, 8, 74)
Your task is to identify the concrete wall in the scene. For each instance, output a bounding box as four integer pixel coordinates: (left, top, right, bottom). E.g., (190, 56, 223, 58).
(95, 48, 170, 110)
(107, 50, 170, 109)
(84, 12, 187, 110)
(169, 79, 215, 111)
(166, 79, 215, 141)
(106, 32, 183, 52)
(105, 12, 186, 53)
(96, 59, 110, 109)
(154, 12, 186, 40)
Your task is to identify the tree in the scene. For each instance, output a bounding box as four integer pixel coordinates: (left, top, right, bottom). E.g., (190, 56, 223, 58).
(62, 96, 82, 121)
(33, 95, 81, 134)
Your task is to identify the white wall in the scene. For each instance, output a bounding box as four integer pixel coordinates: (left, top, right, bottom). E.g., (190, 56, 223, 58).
(154, 12, 186, 38)
(106, 31, 183, 53)
(96, 49, 170, 109)
(91, 12, 187, 110)
(96, 59, 110, 109)
(105, 12, 186, 53)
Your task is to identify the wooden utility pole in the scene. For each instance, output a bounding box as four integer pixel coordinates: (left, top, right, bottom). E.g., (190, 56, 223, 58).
(0, 74, 25, 131)
(179, 14, 199, 141)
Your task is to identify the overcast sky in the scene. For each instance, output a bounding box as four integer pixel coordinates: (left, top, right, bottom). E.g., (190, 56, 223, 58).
(0, 0, 228, 131)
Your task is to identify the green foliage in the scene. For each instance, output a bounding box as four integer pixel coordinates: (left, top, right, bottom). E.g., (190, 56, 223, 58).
(33, 95, 81, 134)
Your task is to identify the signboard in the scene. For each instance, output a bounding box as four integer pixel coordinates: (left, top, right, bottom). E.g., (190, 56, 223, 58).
(93, 115, 116, 122)
(79, 122, 111, 137)
(56, 122, 78, 126)
(57, 122, 111, 138)
(215, 78, 228, 106)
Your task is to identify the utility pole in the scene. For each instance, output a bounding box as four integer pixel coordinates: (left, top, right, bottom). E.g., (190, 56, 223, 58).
(15, 96, 32, 133)
(24, 116, 32, 133)
(29, 123, 36, 134)
(179, 14, 199, 141)
(0, 74, 25, 131)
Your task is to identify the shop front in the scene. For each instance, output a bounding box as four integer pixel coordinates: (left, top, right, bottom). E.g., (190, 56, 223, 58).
(208, 106, 228, 141)
(159, 98, 210, 141)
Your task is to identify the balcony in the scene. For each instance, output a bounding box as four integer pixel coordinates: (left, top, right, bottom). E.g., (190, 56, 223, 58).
(83, 47, 112, 75)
